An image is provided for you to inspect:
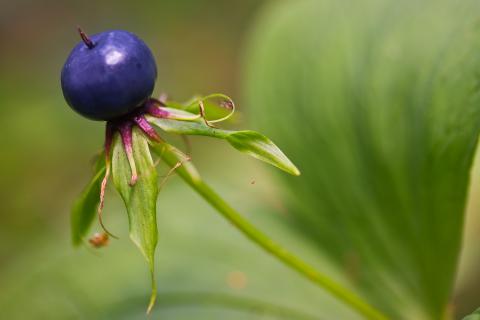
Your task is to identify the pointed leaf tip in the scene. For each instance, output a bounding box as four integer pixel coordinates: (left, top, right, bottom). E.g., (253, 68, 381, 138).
(226, 130, 300, 176)
(146, 271, 157, 314)
(111, 128, 159, 314)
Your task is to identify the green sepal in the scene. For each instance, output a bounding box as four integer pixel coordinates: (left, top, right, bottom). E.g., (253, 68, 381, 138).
(111, 128, 158, 313)
(226, 130, 300, 176)
(71, 155, 106, 246)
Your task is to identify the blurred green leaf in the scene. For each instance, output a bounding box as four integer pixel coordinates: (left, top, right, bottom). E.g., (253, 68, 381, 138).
(71, 156, 105, 246)
(464, 308, 480, 320)
(245, 0, 480, 319)
(111, 128, 158, 313)
(147, 116, 299, 175)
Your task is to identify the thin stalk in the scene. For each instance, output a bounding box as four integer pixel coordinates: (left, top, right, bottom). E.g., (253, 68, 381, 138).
(151, 142, 388, 320)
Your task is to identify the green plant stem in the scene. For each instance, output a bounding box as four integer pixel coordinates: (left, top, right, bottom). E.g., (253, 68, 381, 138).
(152, 143, 388, 320)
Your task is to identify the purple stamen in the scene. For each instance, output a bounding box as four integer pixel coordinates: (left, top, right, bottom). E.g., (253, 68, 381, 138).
(118, 121, 138, 186)
(145, 99, 170, 118)
(134, 115, 161, 141)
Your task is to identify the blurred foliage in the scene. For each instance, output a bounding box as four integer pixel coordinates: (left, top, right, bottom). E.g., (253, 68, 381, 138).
(2, 0, 480, 319)
(245, 0, 480, 319)
(464, 309, 480, 320)
(0, 181, 359, 319)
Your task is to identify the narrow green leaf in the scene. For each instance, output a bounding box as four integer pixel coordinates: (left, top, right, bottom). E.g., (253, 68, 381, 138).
(146, 115, 229, 138)
(161, 107, 200, 121)
(71, 155, 106, 246)
(111, 128, 158, 313)
(464, 309, 480, 320)
(146, 116, 300, 175)
(226, 130, 300, 176)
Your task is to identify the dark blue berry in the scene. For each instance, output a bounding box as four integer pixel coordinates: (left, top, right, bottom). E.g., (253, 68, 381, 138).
(61, 30, 157, 121)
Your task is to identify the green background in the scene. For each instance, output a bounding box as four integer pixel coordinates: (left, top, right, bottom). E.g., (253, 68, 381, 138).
(1, 0, 480, 319)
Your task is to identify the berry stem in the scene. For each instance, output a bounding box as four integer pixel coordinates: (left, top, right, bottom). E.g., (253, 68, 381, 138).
(77, 26, 95, 49)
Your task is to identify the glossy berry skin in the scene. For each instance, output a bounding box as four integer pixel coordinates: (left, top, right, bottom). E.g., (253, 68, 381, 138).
(61, 30, 157, 121)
